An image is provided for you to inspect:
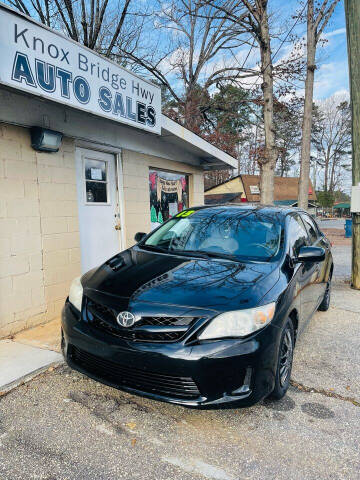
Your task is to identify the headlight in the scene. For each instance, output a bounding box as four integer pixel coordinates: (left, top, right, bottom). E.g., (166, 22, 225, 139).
(198, 302, 276, 340)
(69, 276, 83, 312)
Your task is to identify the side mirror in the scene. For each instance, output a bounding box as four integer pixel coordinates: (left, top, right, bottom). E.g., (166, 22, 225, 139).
(134, 232, 146, 243)
(295, 246, 325, 263)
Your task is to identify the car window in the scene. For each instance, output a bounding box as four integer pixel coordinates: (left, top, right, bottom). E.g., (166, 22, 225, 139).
(301, 214, 318, 244)
(144, 209, 284, 261)
(288, 215, 308, 257)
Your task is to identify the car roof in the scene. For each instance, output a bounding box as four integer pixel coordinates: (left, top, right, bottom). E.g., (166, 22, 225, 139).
(190, 204, 306, 217)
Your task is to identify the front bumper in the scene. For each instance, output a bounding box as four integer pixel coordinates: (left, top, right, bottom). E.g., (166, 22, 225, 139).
(61, 300, 281, 407)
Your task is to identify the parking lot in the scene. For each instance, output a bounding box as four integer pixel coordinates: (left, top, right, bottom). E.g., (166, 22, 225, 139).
(318, 218, 352, 281)
(1, 281, 359, 480)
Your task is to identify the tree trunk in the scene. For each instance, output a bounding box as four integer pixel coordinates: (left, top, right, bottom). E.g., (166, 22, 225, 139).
(259, 4, 276, 204)
(345, 0, 360, 289)
(260, 162, 274, 203)
(312, 155, 317, 190)
(298, 1, 316, 210)
(324, 152, 329, 191)
(329, 157, 336, 191)
(279, 148, 286, 176)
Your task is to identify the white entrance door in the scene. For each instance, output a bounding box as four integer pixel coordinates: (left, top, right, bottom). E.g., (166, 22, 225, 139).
(75, 148, 122, 273)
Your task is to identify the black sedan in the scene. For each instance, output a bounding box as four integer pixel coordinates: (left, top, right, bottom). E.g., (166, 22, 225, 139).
(61, 205, 333, 407)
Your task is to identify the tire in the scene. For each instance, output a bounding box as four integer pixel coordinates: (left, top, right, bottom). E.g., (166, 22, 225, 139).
(268, 318, 295, 400)
(61, 328, 66, 359)
(318, 278, 331, 311)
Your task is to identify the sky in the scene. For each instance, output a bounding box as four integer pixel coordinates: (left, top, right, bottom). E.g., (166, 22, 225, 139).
(271, 0, 349, 101)
(270, 1, 351, 191)
(154, 0, 349, 104)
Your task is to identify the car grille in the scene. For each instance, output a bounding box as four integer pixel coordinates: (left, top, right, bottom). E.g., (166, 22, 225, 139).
(85, 298, 197, 343)
(70, 346, 201, 400)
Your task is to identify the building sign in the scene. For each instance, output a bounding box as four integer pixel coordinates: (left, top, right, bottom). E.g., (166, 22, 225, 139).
(0, 6, 161, 134)
(249, 185, 260, 194)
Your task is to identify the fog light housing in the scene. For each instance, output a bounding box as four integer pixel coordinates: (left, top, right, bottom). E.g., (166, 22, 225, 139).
(30, 127, 63, 152)
(230, 367, 252, 396)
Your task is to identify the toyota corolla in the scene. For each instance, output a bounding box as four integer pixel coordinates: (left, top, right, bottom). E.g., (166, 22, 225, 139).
(61, 205, 333, 407)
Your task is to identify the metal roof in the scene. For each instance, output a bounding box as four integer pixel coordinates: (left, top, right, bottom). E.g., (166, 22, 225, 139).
(333, 202, 350, 209)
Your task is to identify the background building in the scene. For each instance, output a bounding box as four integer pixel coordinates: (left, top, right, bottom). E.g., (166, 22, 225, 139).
(205, 174, 317, 214)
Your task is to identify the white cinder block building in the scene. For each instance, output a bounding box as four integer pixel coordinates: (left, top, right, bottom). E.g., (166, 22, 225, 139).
(0, 3, 236, 337)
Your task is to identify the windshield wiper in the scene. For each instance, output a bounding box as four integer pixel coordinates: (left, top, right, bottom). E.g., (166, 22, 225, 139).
(139, 245, 241, 262)
(197, 250, 241, 261)
(168, 249, 209, 259)
(172, 249, 241, 262)
(138, 244, 169, 254)
(139, 245, 209, 259)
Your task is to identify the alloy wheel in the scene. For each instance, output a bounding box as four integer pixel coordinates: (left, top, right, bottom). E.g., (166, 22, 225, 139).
(279, 328, 293, 387)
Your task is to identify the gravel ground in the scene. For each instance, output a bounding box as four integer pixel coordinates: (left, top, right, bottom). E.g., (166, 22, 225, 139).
(1, 284, 360, 480)
(316, 218, 352, 281)
(331, 245, 352, 281)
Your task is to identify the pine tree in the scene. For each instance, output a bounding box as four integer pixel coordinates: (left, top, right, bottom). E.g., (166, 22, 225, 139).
(150, 205, 157, 223)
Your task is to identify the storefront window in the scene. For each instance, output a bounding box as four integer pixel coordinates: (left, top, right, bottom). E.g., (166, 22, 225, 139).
(149, 169, 189, 230)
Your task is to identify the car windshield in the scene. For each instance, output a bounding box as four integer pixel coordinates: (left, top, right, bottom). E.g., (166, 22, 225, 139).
(143, 208, 283, 262)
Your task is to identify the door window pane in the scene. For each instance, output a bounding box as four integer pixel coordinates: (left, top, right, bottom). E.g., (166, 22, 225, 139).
(86, 181, 107, 203)
(302, 214, 319, 244)
(85, 159, 107, 181)
(289, 215, 308, 256)
(84, 158, 108, 203)
(149, 169, 189, 230)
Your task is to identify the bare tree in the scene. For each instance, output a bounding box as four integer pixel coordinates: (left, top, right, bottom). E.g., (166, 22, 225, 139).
(204, 169, 233, 190)
(312, 97, 351, 193)
(253, 1, 277, 204)
(199, 1, 278, 203)
(5, 0, 145, 61)
(298, 0, 341, 209)
(123, 1, 256, 131)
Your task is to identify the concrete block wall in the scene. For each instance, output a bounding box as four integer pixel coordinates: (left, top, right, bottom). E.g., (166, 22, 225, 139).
(122, 149, 204, 247)
(0, 124, 80, 337)
(0, 126, 205, 337)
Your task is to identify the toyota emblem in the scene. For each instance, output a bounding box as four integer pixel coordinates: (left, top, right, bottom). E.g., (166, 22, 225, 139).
(116, 311, 136, 328)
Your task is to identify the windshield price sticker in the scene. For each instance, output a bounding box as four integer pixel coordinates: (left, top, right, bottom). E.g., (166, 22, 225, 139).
(176, 210, 195, 218)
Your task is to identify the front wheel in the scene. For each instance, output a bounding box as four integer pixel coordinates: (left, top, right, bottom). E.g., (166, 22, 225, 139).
(268, 319, 294, 400)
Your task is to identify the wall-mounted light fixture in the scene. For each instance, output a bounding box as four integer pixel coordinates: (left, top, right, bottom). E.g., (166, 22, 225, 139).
(30, 127, 63, 152)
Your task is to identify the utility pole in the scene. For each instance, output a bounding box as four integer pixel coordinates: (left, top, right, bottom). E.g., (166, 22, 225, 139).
(344, 0, 360, 289)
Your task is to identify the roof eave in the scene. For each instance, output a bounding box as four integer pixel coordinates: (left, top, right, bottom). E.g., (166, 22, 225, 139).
(161, 115, 237, 170)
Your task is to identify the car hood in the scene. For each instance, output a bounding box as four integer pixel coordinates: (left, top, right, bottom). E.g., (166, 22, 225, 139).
(82, 247, 280, 313)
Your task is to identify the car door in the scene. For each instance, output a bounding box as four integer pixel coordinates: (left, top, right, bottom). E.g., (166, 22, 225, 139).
(287, 214, 310, 327)
(301, 213, 329, 304)
(294, 214, 322, 320)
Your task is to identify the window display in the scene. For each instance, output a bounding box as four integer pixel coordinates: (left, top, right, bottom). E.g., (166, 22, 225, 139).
(149, 169, 189, 230)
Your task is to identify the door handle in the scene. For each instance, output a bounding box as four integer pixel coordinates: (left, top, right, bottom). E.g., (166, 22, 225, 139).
(115, 224, 121, 231)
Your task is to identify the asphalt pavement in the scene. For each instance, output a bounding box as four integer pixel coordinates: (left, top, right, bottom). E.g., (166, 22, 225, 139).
(1, 282, 359, 480)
